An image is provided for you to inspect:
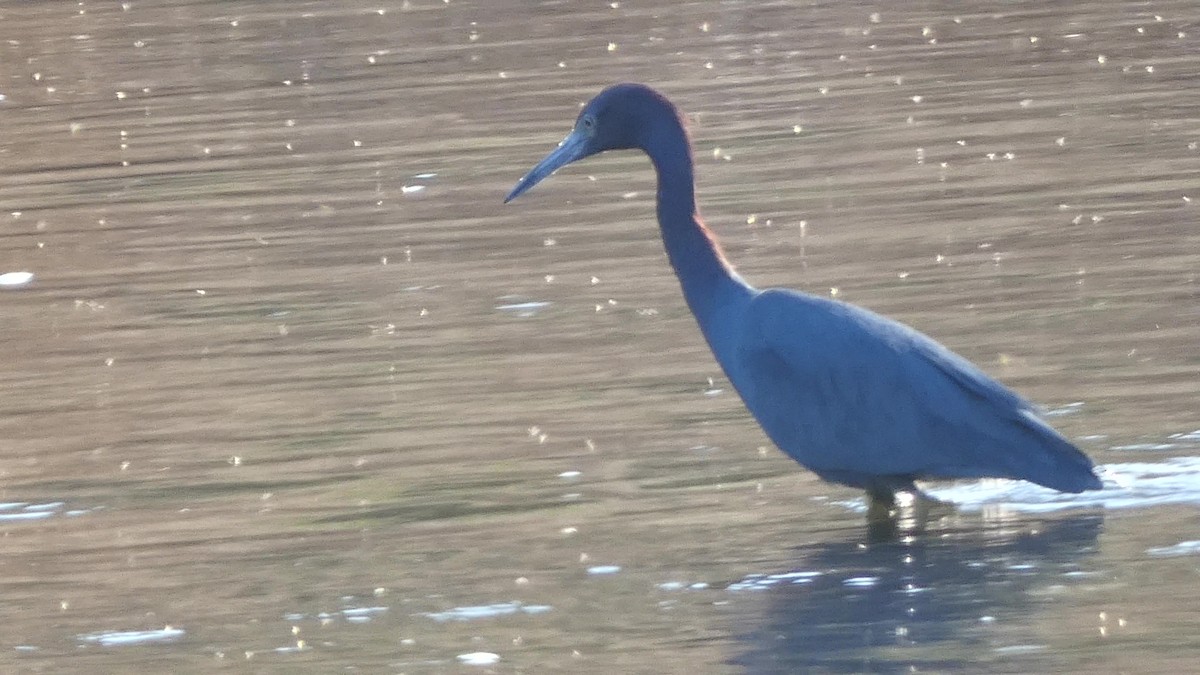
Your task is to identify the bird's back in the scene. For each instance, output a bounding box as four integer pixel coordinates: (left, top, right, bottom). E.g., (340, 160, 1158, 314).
(729, 289, 1100, 492)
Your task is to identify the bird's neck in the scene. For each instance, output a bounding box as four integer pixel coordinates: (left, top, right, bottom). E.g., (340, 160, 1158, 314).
(645, 126, 750, 330)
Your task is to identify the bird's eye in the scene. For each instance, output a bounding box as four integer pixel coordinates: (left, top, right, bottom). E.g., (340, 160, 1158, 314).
(579, 115, 596, 133)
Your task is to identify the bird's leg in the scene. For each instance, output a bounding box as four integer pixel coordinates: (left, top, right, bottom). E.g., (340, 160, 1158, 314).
(864, 480, 955, 522)
(865, 487, 898, 522)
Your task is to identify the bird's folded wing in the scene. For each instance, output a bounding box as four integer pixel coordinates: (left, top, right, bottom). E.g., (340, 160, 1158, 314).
(738, 289, 1074, 480)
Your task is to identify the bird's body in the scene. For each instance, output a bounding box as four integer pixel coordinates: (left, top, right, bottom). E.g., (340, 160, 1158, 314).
(506, 83, 1101, 510)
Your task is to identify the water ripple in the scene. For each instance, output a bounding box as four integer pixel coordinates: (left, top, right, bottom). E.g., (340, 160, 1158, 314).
(424, 601, 552, 622)
(77, 627, 184, 647)
(0, 501, 95, 522)
(923, 457, 1200, 513)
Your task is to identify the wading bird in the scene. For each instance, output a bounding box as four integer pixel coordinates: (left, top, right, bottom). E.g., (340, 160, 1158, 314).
(505, 84, 1101, 517)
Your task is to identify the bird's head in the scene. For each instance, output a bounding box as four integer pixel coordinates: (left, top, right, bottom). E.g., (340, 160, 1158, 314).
(504, 83, 682, 203)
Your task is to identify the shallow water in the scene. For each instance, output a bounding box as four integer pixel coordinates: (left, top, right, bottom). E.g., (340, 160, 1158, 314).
(1, 0, 1198, 672)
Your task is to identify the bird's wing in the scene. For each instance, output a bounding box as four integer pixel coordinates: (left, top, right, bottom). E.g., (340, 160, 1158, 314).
(736, 289, 1093, 488)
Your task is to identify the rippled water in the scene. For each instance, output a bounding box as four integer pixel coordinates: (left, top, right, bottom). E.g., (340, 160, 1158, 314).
(1, 0, 1198, 672)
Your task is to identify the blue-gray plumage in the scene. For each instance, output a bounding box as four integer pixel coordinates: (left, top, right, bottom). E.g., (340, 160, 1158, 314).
(505, 83, 1101, 511)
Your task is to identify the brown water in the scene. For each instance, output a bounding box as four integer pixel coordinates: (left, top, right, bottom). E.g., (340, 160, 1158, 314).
(1, 1, 1198, 672)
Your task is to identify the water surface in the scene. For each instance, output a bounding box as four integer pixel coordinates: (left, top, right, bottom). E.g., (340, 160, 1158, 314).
(1, 0, 1198, 672)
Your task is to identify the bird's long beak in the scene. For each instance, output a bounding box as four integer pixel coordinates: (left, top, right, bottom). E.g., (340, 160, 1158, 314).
(504, 129, 590, 203)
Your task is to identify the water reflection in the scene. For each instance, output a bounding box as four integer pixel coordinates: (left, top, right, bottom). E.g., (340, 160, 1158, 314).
(731, 513, 1104, 672)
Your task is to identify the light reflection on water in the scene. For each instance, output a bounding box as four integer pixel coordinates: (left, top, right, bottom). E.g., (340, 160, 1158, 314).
(0, 0, 1197, 672)
(0, 501, 93, 522)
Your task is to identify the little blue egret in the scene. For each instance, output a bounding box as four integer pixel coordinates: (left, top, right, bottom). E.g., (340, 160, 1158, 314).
(505, 84, 1101, 514)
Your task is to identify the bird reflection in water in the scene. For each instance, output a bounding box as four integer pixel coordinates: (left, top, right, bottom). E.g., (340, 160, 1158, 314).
(728, 512, 1104, 672)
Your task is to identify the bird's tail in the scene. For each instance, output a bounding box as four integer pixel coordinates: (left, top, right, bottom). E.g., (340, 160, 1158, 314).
(1005, 411, 1102, 493)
